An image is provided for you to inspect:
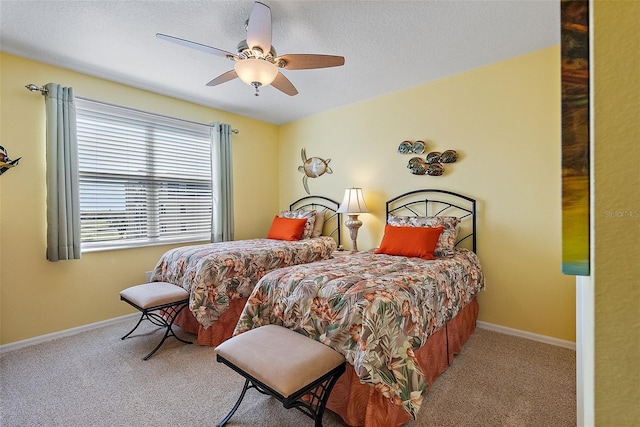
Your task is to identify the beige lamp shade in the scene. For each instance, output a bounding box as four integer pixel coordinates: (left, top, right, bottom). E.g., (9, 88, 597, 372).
(336, 188, 370, 214)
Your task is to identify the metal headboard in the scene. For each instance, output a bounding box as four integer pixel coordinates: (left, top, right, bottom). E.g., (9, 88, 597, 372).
(289, 195, 341, 246)
(386, 189, 477, 253)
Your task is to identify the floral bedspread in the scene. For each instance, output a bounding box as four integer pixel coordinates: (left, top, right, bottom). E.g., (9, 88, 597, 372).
(150, 237, 336, 328)
(234, 248, 484, 419)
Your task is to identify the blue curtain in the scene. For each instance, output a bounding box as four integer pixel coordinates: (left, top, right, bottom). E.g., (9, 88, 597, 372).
(211, 123, 234, 242)
(44, 83, 81, 261)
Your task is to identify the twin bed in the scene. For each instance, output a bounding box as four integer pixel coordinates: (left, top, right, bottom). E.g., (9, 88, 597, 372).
(150, 195, 342, 345)
(151, 189, 484, 426)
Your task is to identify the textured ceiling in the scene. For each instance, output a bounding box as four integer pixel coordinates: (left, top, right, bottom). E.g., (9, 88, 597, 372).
(0, 0, 560, 125)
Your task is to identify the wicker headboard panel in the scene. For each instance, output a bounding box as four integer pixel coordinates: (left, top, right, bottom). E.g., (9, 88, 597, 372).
(385, 189, 477, 253)
(289, 195, 341, 246)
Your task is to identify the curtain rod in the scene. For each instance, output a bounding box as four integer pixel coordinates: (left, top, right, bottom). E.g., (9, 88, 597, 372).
(25, 84, 239, 134)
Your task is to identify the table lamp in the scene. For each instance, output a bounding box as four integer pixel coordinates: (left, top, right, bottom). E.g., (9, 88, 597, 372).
(336, 188, 370, 253)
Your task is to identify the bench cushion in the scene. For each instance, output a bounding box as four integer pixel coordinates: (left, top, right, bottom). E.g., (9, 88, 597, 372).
(120, 282, 189, 309)
(215, 325, 345, 398)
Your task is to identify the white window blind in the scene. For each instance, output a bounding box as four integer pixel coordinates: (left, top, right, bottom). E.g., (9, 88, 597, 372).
(76, 99, 213, 251)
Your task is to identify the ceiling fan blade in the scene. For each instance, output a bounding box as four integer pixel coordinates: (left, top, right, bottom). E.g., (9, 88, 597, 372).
(271, 72, 298, 96)
(276, 54, 345, 70)
(246, 2, 272, 54)
(156, 33, 237, 59)
(206, 70, 238, 87)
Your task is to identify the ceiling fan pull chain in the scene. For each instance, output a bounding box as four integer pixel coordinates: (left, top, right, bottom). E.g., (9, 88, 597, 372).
(252, 82, 262, 96)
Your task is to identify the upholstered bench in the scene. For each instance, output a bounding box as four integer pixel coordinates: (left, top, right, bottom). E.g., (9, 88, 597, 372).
(215, 325, 346, 427)
(119, 282, 192, 360)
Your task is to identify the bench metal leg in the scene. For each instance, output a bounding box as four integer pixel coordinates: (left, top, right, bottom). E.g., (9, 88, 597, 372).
(218, 378, 250, 427)
(120, 312, 146, 341)
(120, 300, 192, 360)
(284, 365, 344, 427)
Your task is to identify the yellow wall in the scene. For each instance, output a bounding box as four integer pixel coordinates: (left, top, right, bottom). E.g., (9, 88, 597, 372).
(593, 1, 640, 425)
(0, 53, 279, 344)
(280, 46, 577, 342)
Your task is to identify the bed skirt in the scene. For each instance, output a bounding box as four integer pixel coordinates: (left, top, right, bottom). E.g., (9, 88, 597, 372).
(326, 298, 479, 427)
(172, 297, 249, 346)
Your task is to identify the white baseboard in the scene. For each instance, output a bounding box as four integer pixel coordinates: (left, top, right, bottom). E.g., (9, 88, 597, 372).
(477, 321, 576, 351)
(0, 313, 138, 354)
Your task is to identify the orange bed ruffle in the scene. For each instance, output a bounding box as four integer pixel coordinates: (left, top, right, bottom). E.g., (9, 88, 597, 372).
(174, 297, 478, 427)
(172, 297, 248, 346)
(325, 298, 479, 427)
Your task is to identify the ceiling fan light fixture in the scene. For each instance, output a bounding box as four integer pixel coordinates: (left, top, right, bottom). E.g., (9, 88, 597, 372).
(234, 58, 278, 87)
(157, 2, 344, 97)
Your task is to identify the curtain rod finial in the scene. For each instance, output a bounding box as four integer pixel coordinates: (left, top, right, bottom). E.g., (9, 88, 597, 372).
(25, 84, 48, 94)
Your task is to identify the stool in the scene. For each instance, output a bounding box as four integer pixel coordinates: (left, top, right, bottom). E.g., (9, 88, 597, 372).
(119, 282, 192, 360)
(215, 325, 346, 427)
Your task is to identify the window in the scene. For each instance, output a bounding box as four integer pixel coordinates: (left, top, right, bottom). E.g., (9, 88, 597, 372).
(76, 99, 213, 251)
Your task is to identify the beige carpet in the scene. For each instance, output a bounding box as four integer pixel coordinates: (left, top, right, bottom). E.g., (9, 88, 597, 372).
(0, 319, 575, 426)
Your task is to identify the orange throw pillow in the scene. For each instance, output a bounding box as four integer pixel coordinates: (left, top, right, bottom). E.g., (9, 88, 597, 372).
(267, 216, 308, 241)
(375, 224, 444, 260)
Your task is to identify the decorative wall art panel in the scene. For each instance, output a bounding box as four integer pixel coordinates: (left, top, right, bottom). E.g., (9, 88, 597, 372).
(561, 0, 590, 276)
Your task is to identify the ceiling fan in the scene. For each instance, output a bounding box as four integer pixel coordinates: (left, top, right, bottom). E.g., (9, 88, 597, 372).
(157, 1, 345, 96)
